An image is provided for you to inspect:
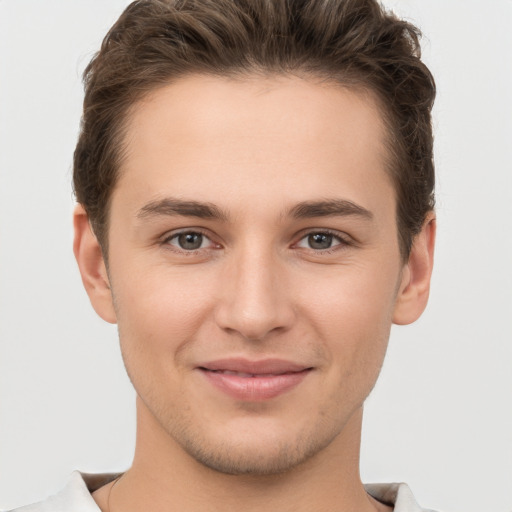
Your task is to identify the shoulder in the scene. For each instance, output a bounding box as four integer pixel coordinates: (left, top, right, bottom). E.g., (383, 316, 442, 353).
(5, 471, 113, 512)
(365, 482, 440, 512)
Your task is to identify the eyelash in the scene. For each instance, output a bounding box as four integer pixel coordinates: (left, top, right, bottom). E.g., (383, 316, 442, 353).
(161, 229, 217, 256)
(295, 229, 352, 254)
(160, 228, 353, 255)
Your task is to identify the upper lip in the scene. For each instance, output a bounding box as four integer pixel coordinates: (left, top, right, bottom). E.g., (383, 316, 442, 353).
(198, 358, 312, 375)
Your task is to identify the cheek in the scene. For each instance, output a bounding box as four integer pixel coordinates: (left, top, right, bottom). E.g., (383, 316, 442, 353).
(111, 264, 218, 365)
(306, 259, 398, 325)
(111, 267, 220, 413)
(301, 263, 398, 377)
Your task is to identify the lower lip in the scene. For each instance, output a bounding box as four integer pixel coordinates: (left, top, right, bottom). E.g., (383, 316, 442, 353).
(199, 369, 311, 401)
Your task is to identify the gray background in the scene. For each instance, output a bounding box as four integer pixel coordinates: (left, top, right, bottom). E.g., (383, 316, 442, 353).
(1, 1, 511, 510)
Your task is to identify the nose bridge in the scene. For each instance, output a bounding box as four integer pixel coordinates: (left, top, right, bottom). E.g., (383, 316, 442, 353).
(215, 237, 293, 340)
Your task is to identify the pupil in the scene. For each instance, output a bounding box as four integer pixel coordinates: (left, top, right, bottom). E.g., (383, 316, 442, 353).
(309, 233, 332, 249)
(179, 232, 202, 250)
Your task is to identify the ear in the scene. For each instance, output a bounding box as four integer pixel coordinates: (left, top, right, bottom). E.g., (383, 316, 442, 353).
(73, 204, 117, 324)
(393, 213, 436, 325)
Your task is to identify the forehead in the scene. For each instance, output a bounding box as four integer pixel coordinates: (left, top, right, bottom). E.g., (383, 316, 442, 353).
(115, 74, 393, 216)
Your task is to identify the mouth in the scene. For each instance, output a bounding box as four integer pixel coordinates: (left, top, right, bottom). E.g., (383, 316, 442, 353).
(197, 358, 313, 401)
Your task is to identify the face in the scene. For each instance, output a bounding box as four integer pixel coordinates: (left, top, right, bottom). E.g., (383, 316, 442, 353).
(82, 75, 425, 475)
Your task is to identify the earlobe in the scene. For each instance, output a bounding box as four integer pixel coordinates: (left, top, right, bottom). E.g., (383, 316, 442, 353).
(73, 204, 117, 324)
(393, 213, 436, 325)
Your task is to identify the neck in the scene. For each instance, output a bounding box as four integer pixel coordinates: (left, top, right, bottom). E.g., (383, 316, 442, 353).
(95, 398, 389, 512)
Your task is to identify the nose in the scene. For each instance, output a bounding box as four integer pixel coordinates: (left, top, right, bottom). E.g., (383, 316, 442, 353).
(214, 245, 296, 341)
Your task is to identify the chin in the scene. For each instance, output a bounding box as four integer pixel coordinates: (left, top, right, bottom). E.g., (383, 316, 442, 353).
(170, 417, 342, 476)
(182, 440, 316, 476)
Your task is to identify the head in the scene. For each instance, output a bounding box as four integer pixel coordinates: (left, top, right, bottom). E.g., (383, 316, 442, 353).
(73, 0, 436, 477)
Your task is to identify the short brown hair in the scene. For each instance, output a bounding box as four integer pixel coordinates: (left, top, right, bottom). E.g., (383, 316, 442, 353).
(73, 0, 435, 259)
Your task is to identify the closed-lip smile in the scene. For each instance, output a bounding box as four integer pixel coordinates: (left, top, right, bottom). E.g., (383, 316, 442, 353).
(197, 358, 313, 401)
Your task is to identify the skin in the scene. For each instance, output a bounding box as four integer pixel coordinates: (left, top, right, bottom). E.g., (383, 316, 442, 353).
(74, 74, 435, 512)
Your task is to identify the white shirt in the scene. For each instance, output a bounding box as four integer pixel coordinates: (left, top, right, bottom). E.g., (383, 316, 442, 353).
(8, 471, 438, 512)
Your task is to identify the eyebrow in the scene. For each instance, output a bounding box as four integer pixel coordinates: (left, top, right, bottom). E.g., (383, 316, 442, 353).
(288, 199, 374, 221)
(136, 197, 373, 222)
(137, 198, 229, 221)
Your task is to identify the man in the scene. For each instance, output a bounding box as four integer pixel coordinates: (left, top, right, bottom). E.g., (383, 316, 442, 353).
(12, 0, 437, 510)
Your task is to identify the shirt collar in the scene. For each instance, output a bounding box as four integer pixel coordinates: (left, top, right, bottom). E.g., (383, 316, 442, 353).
(47, 471, 429, 512)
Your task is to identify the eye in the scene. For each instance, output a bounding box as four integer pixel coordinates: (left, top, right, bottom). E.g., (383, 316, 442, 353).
(296, 231, 345, 251)
(165, 231, 214, 251)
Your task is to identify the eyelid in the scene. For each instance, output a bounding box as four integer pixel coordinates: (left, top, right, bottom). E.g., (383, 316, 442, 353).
(158, 227, 354, 255)
(293, 228, 354, 251)
(161, 228, 220, 251)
